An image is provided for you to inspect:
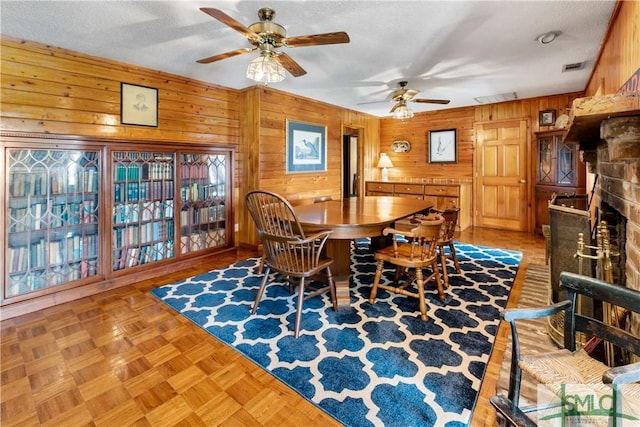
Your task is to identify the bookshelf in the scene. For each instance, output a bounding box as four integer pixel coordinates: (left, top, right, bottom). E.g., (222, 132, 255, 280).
(111, 151, 176, 271)
(2, 134, 234, 318)
(179, 153, 228, 254)
(6, 148, 101, 297)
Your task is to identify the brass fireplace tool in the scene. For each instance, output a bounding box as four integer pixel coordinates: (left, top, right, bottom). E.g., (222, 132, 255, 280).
(575, 221, 627, 366)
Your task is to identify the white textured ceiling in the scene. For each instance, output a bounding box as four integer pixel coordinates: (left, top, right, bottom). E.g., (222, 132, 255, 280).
(0, 1, 616, 117)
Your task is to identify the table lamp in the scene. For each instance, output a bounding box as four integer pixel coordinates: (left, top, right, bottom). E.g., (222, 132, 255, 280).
(377, 153, 394, 182)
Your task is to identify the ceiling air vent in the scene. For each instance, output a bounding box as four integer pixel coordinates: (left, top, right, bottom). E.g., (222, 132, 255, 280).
(562, 62, 585, 72)
(474, 92, 518, 104)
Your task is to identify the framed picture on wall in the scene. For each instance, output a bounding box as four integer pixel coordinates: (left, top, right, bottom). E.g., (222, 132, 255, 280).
(286, 120, 327, 173)
(428, 129, 457, 163)
(539, 109, 556, 126)
(121, 83, 158, 127)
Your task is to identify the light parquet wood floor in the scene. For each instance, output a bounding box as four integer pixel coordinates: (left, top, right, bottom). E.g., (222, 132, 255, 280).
(1, 227, 545, 426)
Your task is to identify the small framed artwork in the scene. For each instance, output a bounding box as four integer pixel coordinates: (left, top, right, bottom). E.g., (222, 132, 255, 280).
(121, 83, 158, 127)
(428, 129, 457, 164)
(539, 109, 556, 126)
(391, 140, 411, 153)
(286, 120, 327, 173)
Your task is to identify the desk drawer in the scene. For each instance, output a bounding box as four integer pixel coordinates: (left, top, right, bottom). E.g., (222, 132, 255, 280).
(424, 185, 459, 197)
(366, 182, 394, 193)
(393, 183, 424, 195)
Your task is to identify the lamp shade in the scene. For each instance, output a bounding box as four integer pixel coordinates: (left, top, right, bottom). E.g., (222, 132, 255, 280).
(377, 153, 394, 169)
(246, 53, 286, 83)
(377, 153, 393, 182)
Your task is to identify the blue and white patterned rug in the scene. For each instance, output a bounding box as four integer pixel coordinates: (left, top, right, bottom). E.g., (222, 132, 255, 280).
(152, 241, 522, 426)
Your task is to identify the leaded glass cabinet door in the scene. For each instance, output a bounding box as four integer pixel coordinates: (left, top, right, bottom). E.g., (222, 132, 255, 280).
(537, 136, 554, 184)
(556, 140, 577, 185)
(111, 151, 175, 271)
(6, 148, 101, 297)
(179, 152, 228, 254)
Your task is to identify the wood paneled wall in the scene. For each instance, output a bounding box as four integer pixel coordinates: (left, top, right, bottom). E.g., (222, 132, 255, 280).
(0, 36, 240, 145)
(236, 86, 379, 248)
(379, 107, 476, 181)
(379, 93, 583, 182)
(585, 1, 640, 96)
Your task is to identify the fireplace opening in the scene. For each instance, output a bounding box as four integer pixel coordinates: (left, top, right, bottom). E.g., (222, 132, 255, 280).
(597, 201, 627, 287)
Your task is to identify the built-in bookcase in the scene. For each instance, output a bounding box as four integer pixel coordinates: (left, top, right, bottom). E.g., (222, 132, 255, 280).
(6, 148, 101, 297)
(111, 151, 176, 271)
(2, 134, 234, 315)
(179, 153, 227, 254)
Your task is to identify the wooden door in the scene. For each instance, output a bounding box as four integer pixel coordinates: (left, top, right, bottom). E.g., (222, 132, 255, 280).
(474, 119, 529, 231)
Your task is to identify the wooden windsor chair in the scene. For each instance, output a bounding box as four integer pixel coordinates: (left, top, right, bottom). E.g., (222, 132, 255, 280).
(245, 190, 337, 338)
(394, 206, 461, 288)
(369, 216, 445, 320)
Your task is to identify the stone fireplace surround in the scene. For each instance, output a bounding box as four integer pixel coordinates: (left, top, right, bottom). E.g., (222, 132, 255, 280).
(565, 93, 639, 341)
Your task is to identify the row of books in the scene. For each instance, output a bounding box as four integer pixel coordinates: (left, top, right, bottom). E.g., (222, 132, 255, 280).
(9, 167, 99, 197)
(114, 162, 174, 181)
(9, 200, 98, 233)
(179, 229, 226, 254)
(7, 234, 98, 274)
(6, 259, 99, 297)
(113, 200, 174, 224)
(112, 241, 175, 271)
(114, 181, 175, 202)
(112, 220, 175, 248)
(113, 152, 173, 162)
(180, 183, 223, 202)
(179, 204, 226, 225)
(180, 163, 212, 180)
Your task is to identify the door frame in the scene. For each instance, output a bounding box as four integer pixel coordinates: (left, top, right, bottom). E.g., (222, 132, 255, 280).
(342, 125, 364, 198)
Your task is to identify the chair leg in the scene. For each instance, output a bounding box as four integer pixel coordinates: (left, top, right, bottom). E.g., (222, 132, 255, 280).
(326, 267, 337, 311)
(369, 260, 384, 303)
(251, 266, 271, 314)
(439, 246, 450, 289)
(257, 252, 265, 274)
(415, 269, 428, 321)
(449, 243, 461, 273)
(432, 260, 445, 301)
(294, 277, 306, 338)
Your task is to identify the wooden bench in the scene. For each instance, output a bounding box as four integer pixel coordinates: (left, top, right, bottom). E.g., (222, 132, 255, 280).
(491, 272, 640, 427)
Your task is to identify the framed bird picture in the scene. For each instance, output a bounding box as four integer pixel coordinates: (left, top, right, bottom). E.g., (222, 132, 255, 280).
(428, 129, 457, 164)
(286, 120, 327, 173)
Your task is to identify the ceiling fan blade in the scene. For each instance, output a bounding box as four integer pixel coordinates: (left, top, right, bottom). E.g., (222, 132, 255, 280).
(200, 7, 261, 43)
(357, 100, 390, 105)
(389, 104, 400, 113)
(275, 53, 307, 77)
(413, 98, 451, 105)
(283, 31, 350, 47)
(196, 47, 256, 64)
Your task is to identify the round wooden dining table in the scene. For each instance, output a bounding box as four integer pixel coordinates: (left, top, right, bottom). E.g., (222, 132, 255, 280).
(294, 196, 433, 309)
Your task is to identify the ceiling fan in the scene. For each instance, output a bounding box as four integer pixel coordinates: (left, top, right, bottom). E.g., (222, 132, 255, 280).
(196, 7, 350, 82)
(360, 81, 450, 116)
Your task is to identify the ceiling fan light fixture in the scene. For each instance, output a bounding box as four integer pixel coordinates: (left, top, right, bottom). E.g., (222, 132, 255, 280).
(246, 52, 286, 84)
(393, 105, 414, 120)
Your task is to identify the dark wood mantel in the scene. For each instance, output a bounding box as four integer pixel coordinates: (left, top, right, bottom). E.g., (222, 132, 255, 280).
(563, 93, 640, 147)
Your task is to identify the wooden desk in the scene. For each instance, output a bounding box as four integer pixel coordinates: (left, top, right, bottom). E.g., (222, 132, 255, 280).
(294, 196, 433, 308)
